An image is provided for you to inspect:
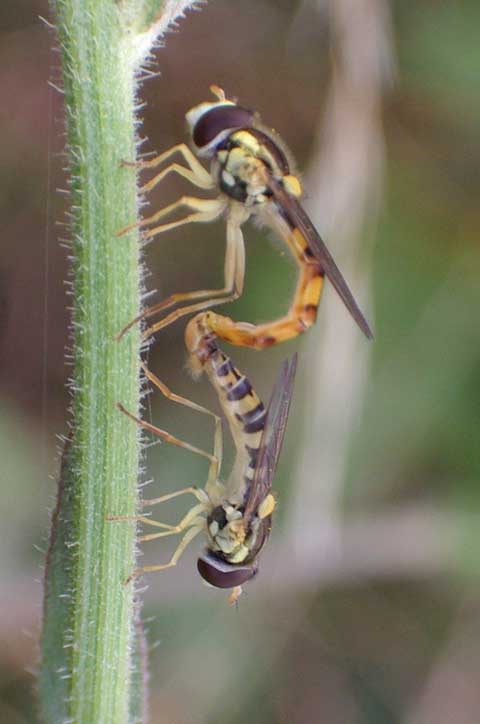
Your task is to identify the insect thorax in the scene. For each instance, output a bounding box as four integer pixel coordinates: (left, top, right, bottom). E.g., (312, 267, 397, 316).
(206, 503, 270, 565)
(212, 128, 288, 207)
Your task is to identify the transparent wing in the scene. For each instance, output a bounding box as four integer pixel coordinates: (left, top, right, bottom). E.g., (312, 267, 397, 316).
(244, 353, 298, 523)
(268, 178, 373, 340)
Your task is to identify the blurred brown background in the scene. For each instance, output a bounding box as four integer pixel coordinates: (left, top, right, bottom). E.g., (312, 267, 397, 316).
(2, 1, 480, 722)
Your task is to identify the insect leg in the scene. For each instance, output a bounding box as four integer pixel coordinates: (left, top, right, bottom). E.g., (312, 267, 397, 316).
(116, 402, 215, 465)
(142, 196, 224, 239)
(140, 362, 223, 494)
(116, 202, 240, 341)
(126, 523, 204, 582)
(139, 163, 212, 194)
(109, 392, 217, 551)
(118, 195, 225, 237)
(109, 396, 216, 558)
(137, 218, 245, 342)
(139, 503, 206, 542)
(123, 143, 213, 188)
(114, 364, 224, 510)
(140, 162, 214, 194)
(107, 493, 206, 527)
(142, 485, 207, 508)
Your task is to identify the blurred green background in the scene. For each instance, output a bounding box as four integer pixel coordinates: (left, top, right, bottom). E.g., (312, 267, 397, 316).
(1, 1, 480, 722)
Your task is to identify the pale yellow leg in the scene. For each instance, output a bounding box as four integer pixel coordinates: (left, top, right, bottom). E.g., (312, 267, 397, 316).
(124, 143, 212, 185)
(116, 216, 245, 340)
(142, 196, 224, 239)
(140, 363, 223, 491)
(126, 523, 204, 583)
(109, 503, 206, 544)
(140, 218, 246, 341)
(108, 489, 208, 536)
(107, 514, 174, 529)
(118, 195, 225, 237)
(142, 484, 208, 509)
(116, 403, 215, 465)
(139, 503, 206, 542)
(113, 368, 226, 584)
(141, 162, 214, 193)
(115, 378, 224, 508)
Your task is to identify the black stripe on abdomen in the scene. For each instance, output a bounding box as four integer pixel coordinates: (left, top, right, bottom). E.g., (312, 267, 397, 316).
(216, 356, 235, 377)
(236, 402, 266, 434)
(226, 376, 252, 401)
(246, 445, 260, 469)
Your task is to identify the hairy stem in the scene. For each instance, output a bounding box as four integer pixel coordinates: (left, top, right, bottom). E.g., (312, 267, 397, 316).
(38, 1, 202, 721)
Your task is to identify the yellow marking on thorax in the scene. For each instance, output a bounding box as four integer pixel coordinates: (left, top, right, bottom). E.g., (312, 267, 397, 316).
(224, 147, 266, 191)
(228, 129, 291, 182)
(230, 129, 261, 155)
(283, 174, 302, 197)
(258, 494, 276, 519)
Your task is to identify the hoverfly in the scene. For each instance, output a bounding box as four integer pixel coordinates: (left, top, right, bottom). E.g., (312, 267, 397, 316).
(110, 314, 297, 602)
(118, 85, 372, 347)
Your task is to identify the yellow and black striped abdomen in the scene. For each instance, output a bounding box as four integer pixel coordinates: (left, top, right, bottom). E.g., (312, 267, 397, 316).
(207, 349, 266, 496)
(210, 350, 266, 436)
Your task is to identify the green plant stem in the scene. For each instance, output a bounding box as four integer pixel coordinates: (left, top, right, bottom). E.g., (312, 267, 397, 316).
(39, 1, 205, 719)
(40, 2, 142, 722)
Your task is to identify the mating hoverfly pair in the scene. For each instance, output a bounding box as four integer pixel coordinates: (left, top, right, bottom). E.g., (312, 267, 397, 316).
(111, 86, 371, 603)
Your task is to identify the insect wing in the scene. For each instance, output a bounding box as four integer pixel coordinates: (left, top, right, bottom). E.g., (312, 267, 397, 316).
(244, 353, 298, 522)
(268, 178, 373, 340)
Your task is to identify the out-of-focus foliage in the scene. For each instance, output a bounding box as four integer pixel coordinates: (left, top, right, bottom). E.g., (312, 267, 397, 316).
(1, 1, 480, 722)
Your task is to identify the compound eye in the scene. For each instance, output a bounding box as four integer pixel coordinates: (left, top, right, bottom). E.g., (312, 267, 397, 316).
(193, 105, 254, 149)
(197, 553, 257, 589)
